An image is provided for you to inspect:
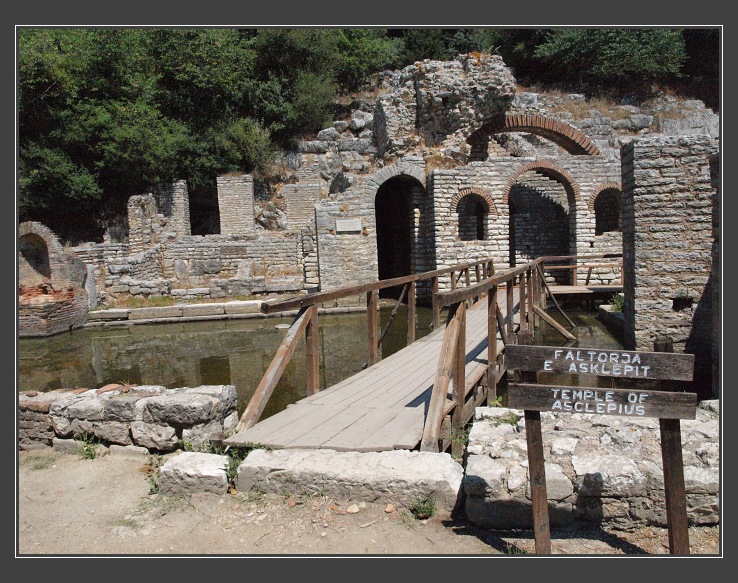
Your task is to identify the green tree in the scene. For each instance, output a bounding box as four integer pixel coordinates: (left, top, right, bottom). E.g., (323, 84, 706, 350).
(532, 28, 687, 96)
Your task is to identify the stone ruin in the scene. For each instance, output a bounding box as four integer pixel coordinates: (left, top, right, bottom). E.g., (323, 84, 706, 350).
(18, 53, 720, 397)
(18, 221, 90, 337)
(18, 384, 238, 453)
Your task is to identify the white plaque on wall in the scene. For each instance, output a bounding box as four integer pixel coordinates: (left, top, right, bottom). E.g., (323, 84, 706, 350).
(335, 218, 362, 233)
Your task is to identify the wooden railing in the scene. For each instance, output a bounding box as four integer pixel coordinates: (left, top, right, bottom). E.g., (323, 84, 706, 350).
(538, 253, 623, 286)
(419, 260, 547, 455)
(234, 258, 495, 433)
(234, 252, 624, 454)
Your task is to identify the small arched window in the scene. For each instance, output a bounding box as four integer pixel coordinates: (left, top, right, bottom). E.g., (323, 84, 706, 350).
(457, 193, 489, 241)
(594, 188, 622, 235)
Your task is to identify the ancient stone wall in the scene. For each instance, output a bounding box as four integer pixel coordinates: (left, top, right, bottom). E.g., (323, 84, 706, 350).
(217, 174, 255, 237)
(375, 53, 517, 157)
(710, 153, 720, 399)
(429, 155, 621, 289)
(621, 135, 718, 397)
(153, 179, 191, 237)
(464, 404, 719, 530)
(18, 384, 238, 452)
(18, 222, 90, 337)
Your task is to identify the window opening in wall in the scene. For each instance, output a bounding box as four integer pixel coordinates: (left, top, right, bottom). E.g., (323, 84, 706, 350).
(457, 194, 488, 241)
(594, 188, 622, 235)
(672, 295, 694, 312)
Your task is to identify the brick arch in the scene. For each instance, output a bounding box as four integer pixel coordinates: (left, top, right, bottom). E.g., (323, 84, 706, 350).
(368, 161, 426, 192)
(469, 113, 601, 156)
(588, 182, 622, 213)
(450, 187, 497, 216)
(501, 161, 580, 207)
(18, 221, 65, 256)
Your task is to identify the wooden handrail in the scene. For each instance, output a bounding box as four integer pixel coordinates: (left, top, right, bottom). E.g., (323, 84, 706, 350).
(421, 260, 546, 453)
(259, 258, 499, 314)
(420, 301, 464, 453)
(234, 306, 315, 432)
(236, 252, 613, 451)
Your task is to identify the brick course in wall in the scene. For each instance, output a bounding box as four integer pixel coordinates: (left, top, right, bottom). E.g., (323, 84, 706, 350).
(621, 134, 718, 398)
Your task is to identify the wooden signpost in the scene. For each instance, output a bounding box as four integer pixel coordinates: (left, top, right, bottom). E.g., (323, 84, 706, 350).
(506, 341, 696, 555)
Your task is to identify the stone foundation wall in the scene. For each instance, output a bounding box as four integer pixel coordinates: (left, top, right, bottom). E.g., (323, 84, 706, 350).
(18, 384, 238, 453)
(464, 404, 719, 530)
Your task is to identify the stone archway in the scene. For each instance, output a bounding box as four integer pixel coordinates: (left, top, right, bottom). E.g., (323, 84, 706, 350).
(18, 221, 90, 337)
(502, 162, 580, 280)
(467, 113, 602, 160)
(369, 163, 429, 299)
(374, 175, 427, 299)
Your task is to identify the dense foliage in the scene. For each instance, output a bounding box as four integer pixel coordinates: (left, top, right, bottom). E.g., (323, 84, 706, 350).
(16, 27, 719, 242)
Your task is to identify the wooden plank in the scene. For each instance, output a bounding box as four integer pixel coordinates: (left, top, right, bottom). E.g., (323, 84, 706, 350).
(367, 290, 379, 366)
(660, 418, 691, 554)
(654, 335, 690, 555)
(452, 302, 467, 459)
(320, 340, 437, 408)
(248, 404, 348, 448)
(305, 305, 320, 396)
(407, 281, 416, 344)
(356, 407, 425, 452)
(420, 305, 462, 452)
(393, 407, 427, 450)
(533, 305, 576, 341)
(507, 383, 697, 420)
(302, 338, 431, 406)
(225, 403, 314, 446)
(283, 406, 369, 449)
(320, 408, 403, 451)
(505, 344, 695, 381)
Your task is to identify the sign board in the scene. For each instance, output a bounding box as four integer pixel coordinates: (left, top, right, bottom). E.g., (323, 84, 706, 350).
(507, 383, 697, 420)
(335, 218, 362, 233)
(505, 344, 694, 381)
(506, 341, 696, 555)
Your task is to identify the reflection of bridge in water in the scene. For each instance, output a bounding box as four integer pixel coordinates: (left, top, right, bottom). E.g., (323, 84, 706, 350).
(225, 254, 622, 457)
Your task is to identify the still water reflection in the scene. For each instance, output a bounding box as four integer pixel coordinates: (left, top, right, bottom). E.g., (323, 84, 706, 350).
(18, 305, 626, 419)
(18, 306, 435, 419)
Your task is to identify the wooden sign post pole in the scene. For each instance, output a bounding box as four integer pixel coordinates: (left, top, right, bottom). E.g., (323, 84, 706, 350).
(654, 336, 690, 555)
(517, 331, 551, 554)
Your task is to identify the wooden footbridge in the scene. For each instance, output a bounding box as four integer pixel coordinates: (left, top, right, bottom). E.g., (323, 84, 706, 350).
(224, 254, 622, 457)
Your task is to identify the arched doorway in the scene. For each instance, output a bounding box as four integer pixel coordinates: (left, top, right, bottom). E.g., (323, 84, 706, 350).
(505, 165, 579, 284)
(374, 175, 423, 299)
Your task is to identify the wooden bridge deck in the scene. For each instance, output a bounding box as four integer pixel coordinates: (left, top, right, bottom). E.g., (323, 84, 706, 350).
(548, 284, 622, 297)
(225, 289, 520, 453)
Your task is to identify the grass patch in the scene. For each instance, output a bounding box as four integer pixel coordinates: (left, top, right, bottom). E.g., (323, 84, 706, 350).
(141, 454, 163, 494)
(76, 432, 101, 459)
(610, 293, 624, 312)
(110, 518, 141, 530)
(409, 495, 436, 520)
(133, 492, 193, 518)
(491, 412, 522, 427)
(23, 454, 59, 470)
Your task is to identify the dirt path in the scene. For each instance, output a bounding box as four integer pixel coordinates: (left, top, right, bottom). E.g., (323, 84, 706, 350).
(16, 448, 720, 558)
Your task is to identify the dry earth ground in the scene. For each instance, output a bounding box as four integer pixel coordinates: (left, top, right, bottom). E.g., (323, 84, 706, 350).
(16, 447, 720, 559)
